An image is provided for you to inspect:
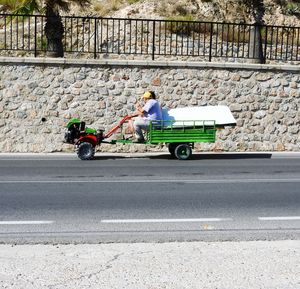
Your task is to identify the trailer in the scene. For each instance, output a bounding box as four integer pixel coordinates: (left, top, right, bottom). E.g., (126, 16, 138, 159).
(64, 105, 236, 160)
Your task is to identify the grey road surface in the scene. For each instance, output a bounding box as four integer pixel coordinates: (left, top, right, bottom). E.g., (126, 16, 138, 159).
(0, 153, 299, 243)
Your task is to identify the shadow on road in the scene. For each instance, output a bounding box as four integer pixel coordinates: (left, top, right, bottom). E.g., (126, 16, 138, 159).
(150, 153, 273, 160)
(93, 153, 272, 161)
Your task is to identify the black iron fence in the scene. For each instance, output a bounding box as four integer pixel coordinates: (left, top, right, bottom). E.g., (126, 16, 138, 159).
(1, 13, 300, 63)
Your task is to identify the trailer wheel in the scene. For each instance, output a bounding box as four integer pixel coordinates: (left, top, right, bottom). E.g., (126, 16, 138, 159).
(76, 142, 95, 160)
(168, 143, 177, 158)
(174, 144, 192, 160)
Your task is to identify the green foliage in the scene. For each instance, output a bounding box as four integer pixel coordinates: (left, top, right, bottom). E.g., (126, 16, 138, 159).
(0, 0, 38, 13)
(286, 2, 300, 15)
(0, 0, 91, 14)
(37, 36, 47, 50)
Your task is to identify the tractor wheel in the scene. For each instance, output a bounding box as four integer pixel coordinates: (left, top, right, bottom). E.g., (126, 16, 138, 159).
(76, 142, 95, 160)
(168, 143, 178, 158)
(174, 144, 192, 160)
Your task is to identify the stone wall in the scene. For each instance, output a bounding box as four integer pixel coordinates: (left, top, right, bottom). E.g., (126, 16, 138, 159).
(0, 57, 299, 153)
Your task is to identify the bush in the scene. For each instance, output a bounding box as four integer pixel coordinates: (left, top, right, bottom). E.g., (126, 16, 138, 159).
(164, 15, 212, 36)
(286, 2, 300, 16)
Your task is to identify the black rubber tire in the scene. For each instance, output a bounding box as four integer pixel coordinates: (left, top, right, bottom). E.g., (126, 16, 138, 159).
(174, 144, 192, 160)
(168, 143, 178, 158)
(76, 142, 95, 160)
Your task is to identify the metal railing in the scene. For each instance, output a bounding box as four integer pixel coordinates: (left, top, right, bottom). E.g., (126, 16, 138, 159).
(1, 13, 300, 63)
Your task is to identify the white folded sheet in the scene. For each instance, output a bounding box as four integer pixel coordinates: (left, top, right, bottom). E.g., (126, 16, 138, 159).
(161, 106, 236, 127)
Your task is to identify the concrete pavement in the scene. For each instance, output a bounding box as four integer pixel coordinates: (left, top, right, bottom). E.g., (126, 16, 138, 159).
(0, 241, 299, 289)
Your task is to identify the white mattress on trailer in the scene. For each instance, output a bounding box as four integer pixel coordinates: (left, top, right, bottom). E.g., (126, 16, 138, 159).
(161, 105, 237, 127)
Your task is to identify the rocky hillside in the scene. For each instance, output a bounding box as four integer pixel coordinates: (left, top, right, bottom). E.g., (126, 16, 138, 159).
(72, 0, 300, 26)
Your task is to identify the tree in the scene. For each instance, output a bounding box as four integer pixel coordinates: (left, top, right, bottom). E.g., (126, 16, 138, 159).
(0, 0, 90, 57)
(240, 0, 265, 63)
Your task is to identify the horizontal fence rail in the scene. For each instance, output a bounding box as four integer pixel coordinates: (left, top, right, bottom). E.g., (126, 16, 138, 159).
(0, 14, 300, 62)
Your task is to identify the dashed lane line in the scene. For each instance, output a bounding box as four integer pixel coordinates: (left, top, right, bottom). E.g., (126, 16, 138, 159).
(101, 218, 233, 224)
(259, 216, 300, 221)
(0, 221, 54, 225)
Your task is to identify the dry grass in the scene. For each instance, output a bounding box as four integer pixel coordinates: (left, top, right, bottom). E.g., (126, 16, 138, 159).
(127, 0, 141, 4)
(92, 0, 124, 16)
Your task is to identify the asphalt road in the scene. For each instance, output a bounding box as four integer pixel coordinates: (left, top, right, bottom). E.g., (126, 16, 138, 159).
(0, 153, 299, 244)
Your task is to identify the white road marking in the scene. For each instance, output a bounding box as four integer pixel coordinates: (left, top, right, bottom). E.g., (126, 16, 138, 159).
(0, 221, 54, 225)
(101, 218, 233, 224)
(258, 216, 300, 221)
(0, 178, 299, 184)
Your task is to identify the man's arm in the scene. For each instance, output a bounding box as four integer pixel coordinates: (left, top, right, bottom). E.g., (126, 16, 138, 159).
(130, 102, 145, 117)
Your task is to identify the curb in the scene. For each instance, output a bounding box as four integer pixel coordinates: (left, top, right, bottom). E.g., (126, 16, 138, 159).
(0, 152, 300, 158)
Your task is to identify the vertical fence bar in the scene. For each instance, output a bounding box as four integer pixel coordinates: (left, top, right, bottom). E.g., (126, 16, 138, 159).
(123, 19, 126, 54)
(106, 18, 109, 53)
(28, 16, 30, 51)
(64, 17, 67, 52)
(270, 26, 274, 60)
(22, 16, 25, 50)
(286, 28, 289, 60)
(215, 23, 219, 57)
(8, 15, 11, 49)
(237, 24, 241, 57)
(135, 20, 138, 54)
(264, 25, 268, 62)
(118, 19, 120, 54)
(78, 18, 80, 52)
(209, 22, 213, 62)
(220, 23, 224, 56)
(81, 18, 84, 53)
(275, 27, 279, 59)
(226, 24, 229, 58)
(180, 22, 184, 55)
(290, 27, 295, 61)
(242, 24, 246, 58)
(94, 18, 97, 59)
(158, 21, 161, 55)
(231, 24, 235, 57)
(186, 22, 189, 56)
(152, 20, 155, 60)
(34, 16, 37, 57)
(280, 27, 284, 59)
(173, 22, 179, 55)
(42, 16, 45, 53)
(197, 22, 200, 56)
(146, 20, 149, 54)
(128, 19, 131, 54)
(100, 18, 103, 53)
(164, 22, 167, 54)
(296, 28, 300, 61)
(203, 23, 206, 56)
(70, 18, 73, 52)
(141, 20, 143, 54)
(192, 22, 195, 55)
(4, 16, 7, 49)
(88, 18, 91, 52)
(16, 16, 19, 50)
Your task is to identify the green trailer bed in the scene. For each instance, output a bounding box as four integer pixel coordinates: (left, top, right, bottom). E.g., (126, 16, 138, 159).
(113, 120, 216, 160)
(148, 120, 216, 144)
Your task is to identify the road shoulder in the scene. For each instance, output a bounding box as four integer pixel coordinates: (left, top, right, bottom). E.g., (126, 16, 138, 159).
(1, 240, 299, 289)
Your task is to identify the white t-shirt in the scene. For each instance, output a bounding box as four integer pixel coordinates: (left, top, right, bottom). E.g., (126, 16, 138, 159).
(143, 99, 162, 121)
